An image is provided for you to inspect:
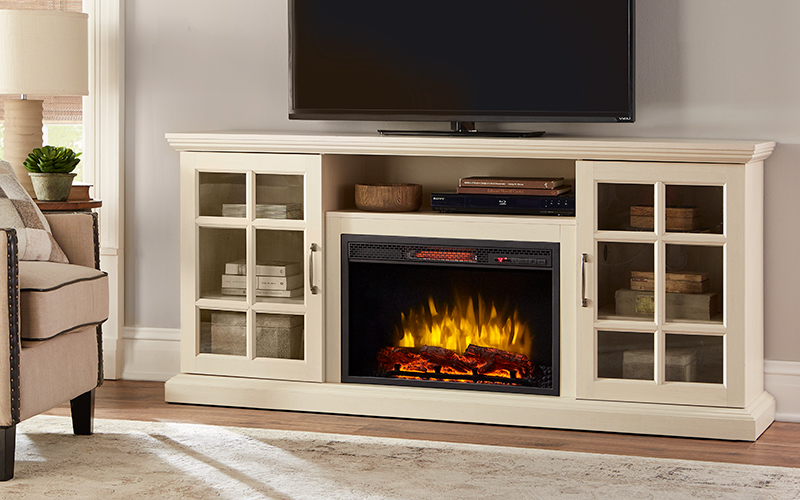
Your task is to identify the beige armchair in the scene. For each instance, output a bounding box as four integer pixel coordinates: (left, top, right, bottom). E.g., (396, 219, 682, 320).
(1, 211, 108, 481)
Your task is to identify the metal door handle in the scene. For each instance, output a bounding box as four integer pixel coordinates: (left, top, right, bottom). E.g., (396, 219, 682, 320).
(309, 243, 319, 295)
(581, 253, 588, 307)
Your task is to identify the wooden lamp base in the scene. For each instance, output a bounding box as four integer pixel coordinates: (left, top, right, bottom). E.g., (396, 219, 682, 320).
(3, 99, 43, 197)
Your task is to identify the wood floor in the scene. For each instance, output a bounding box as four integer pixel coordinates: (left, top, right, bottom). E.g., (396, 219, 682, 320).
(45, 380, 800, 469)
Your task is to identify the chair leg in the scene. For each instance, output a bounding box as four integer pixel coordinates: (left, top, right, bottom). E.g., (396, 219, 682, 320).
(1, 425, 15, 481)
(70, 389, 95, 436)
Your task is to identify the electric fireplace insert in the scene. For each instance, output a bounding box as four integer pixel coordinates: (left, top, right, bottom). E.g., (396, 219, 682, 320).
(341, 235, 559, 396)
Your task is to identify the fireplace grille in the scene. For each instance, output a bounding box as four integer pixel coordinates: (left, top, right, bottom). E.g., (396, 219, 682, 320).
(348, 241, 552, 267)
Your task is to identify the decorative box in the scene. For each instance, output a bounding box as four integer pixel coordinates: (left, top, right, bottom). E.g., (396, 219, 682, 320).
(210, 311, 303, 358)
(210, 311, 247, 356)
(256, 325, 304, 359)
(630, 271, 710, 294)
(630, 206, 700, 231)
(623, 348, 697, 382)
(615, 289, 721, 321)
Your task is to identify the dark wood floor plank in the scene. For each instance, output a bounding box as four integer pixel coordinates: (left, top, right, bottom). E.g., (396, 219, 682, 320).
(42, 380, 800, 468)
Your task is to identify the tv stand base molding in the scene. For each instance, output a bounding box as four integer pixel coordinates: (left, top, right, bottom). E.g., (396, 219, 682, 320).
(165, 374, 775, 441)
(166, 132, 776, 441)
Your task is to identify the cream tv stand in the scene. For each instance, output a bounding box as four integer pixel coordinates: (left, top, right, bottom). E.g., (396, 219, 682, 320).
(165, 132, 776, 440)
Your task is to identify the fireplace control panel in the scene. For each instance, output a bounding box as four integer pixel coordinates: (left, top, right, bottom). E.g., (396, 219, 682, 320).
(492, 255, 550, 267)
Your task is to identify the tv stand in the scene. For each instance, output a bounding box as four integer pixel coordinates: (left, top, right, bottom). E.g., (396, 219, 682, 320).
(165, 131, 777, 441)
(379, 121, 545, 138)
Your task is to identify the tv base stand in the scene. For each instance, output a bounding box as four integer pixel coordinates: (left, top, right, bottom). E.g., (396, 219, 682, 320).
(379, 120, 545, 138)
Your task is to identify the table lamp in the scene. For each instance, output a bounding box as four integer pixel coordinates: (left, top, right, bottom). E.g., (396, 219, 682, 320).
(0, 9, 88, 197)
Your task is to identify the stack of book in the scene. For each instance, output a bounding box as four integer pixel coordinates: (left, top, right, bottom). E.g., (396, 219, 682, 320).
(221, 259, 304, 298)
(221, 203, 303, 219)
(68, 182, 92, 201)
(456, 176, 572, 196)
(615, 271, 719, 321)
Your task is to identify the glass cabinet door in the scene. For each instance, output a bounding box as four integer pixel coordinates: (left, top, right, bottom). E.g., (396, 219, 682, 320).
(577, 161, 732, 406)
(180, 151, 323, 382)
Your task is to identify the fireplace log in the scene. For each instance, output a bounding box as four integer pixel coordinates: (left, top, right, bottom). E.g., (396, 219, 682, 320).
(419, 345, 474, 373)
(377, 347, 429, 372)
(378, 344, 535, 380)
(377, 347, 417, 366)
(464, 344, 534, 378)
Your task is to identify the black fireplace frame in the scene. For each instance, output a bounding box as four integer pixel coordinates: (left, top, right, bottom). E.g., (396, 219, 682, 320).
(341, 234, 560, 396)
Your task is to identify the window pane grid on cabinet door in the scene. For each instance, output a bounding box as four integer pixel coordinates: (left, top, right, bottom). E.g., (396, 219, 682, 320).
(198, 308, 247, 357)
(596, 241, 655, 321)
(664, 333, 724, 384)
(198, 172, 247, 218)
(663, 244, 723, 324)
(198, 227, 247, 302)
(181, 151, 324, 382)
(597, 330, 655, 380)
(664, 185, 723, 235)
(254, 228, 305, 305)
(254, 312, 305, 361)
(577, 161, 739, 406)
(597, 182, 654, 232)
(255, 173, 305, 221)
(596, 329, 725, 386)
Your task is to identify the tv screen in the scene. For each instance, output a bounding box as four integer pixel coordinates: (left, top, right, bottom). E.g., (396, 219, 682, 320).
(289, 0, 634, 129)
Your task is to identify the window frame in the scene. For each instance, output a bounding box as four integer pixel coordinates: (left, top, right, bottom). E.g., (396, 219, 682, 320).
(83, 0, 124, 379)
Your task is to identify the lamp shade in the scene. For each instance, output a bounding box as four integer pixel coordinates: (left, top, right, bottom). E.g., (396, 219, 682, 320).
(0, 9, 88, 96)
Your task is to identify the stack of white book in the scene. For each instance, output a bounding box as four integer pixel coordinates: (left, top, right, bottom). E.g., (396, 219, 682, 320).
(221, 259, 303, 297)
(221, 203, 303, 219)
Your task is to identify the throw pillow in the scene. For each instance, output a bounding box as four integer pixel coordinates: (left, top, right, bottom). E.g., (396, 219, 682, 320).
(0, 161, 69, 263)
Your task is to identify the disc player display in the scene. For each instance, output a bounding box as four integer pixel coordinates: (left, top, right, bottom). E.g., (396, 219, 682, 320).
(430, 192, 575, 216)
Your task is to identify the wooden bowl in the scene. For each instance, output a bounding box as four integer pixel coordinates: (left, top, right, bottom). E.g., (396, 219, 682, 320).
(355, 183, 423, 212)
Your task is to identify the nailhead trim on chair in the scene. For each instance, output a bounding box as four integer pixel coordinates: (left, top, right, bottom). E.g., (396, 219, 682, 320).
(5, 230, 20, 425)
(92, 212, 100, 271)
(91, 212, 104, 387)
(95, 325, 104, 387)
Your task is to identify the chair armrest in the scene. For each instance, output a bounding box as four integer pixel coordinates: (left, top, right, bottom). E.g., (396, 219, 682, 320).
(0, 229, 21, 427)
(44, 212, 100, 269)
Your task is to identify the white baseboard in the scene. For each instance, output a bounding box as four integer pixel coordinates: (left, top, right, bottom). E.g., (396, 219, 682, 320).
(117, 332, 800, 423)
(120, 327, 181, 382)
(764, 360, 800, 423)
(102, 330, 124, 380)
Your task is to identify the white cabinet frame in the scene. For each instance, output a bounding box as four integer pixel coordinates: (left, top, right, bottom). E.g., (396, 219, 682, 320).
(576, 160, 763, 408)
(179, 152, 324, 382)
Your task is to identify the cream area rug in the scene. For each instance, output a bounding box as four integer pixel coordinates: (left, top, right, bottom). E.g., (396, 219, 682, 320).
(3, 415, 799, 500)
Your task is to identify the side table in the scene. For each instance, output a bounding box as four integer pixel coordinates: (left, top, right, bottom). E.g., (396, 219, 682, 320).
(35, 199, 102, 212)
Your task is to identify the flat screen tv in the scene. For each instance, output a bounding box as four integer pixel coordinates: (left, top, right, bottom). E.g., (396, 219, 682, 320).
(289, 0, 635, 137)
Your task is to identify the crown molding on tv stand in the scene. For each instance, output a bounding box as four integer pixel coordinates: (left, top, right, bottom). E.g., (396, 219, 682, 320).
(165, 132, 775, 165)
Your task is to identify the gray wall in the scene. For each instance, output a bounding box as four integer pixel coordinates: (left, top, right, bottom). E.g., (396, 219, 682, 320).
(125, 0, 800, 362)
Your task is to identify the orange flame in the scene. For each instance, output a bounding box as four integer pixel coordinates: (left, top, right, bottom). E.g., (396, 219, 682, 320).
(396, 294, 532, 356)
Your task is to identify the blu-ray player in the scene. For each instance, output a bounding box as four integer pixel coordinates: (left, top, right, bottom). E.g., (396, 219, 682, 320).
(431, 192, 575, 216)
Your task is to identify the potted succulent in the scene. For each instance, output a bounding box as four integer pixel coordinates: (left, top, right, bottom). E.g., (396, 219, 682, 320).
(23, 145, 81, 201)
